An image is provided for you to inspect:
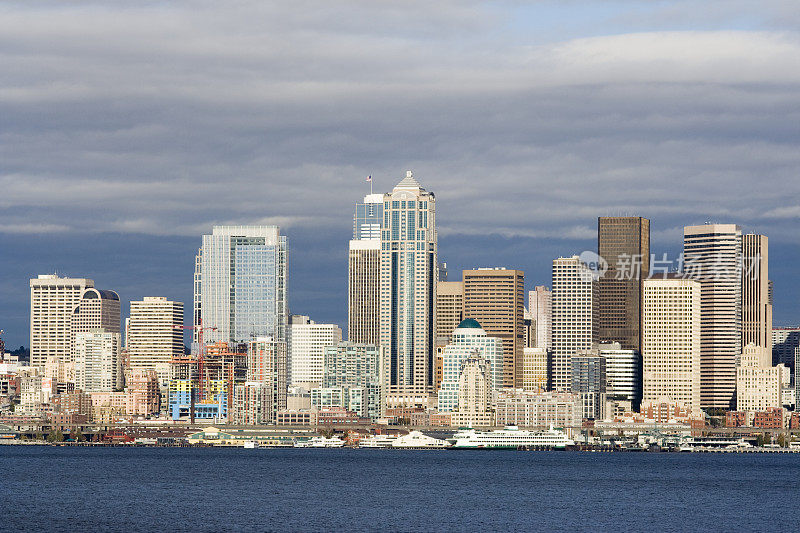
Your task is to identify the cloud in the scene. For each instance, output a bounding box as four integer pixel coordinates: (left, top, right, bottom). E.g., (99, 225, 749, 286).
(0, 1, 799, 248)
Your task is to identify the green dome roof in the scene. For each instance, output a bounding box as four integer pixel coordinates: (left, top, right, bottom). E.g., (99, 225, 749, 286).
(456, 318, 483, 329)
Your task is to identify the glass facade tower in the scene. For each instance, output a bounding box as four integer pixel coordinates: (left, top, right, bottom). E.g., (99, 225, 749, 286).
(194, 226, 287, 346)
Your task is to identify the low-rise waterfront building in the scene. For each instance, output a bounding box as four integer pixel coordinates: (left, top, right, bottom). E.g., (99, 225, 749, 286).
(494, 390, 581, 432)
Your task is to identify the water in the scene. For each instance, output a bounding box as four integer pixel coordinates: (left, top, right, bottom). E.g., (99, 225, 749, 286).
(2, 446, 799, 532)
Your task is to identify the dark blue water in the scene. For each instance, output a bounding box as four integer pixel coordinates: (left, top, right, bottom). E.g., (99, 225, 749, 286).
(2, 446, 799, 532)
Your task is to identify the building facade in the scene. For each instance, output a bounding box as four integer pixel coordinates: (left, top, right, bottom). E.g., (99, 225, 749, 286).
(30, 275, 93, 367)
(74, 331, 122, 393)
(128, 297, 184, 387)
(247, 337, 288, 423)
(522, 347, 548, 392)
(379, 172, 437, 408)
(528, 285, 552, 350)
(494, 390, 582, 431)
(195, 225, 288, 345)
(597, 217, 650, 353)
(772, 326, 800, 373)
(737, 343, 783, 412)
(289, 321, 342, 387)
(571, 353, 606, 421)
(463, 268, 525, 389)
(451, 356, 494, 427)
(435, 281, 464, 347)
(550, 256, 596, 392)
(642, 277, 701, 411)
(598, 342, 641, 408)
(683, 223, 742, 409)
(323, 342, 383, 420)
(437, 319, 503, 413)
(741, 234, 772, 351)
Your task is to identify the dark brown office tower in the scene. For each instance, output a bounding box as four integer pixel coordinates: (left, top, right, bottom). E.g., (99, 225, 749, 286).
(463, 268, 525, 389)
(597, 217, 650, 352)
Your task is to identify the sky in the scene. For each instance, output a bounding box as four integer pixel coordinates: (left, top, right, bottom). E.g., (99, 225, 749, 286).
(2, 0, 800, 348)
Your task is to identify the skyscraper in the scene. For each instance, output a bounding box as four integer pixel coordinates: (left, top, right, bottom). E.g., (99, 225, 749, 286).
(289, 320, 342, 387)
(71, 288, 121, 362)
(437, 319, 503, 413)
(463, 268, 524, 389)
(772, 326, 800, 373)
(528, 286, 551, 350)
(550, 256, 596, 392)
(74, 330, 122, 393)
(247, 336, 288, 423)
(380, 171, 437, 408)
(30, 275, 93, 368)
(323, 342, 384, 420)
(683, 223, 742, 410)
(348, 193, 383, 345)
(435, 281, 464, 347)
(642, 276, 701, 411)
(597, 216, 650, 352)
(128, 297, 184, 383)
(195, 225, 287, 345)
(742, 234, 772, 350)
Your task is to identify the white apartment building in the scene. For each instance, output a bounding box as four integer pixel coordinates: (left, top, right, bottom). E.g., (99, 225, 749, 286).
(289, 322, 342, 387)
(30, 275, 93, 367)
(737, 343, 784, 411)
(74, 331, 122, 393)
(642, 277, 701, 411)
(550, 256, 595, 392)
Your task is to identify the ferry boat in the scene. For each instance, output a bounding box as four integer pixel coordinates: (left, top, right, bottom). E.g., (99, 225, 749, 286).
(302, 436, 346, 448)
(359, 434, 399, 448)
(391, 431, 450, 449)
(449, 426, 574, 450)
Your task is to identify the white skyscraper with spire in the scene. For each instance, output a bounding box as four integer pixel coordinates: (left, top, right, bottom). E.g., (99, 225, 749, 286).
(379, 171, 438, 408)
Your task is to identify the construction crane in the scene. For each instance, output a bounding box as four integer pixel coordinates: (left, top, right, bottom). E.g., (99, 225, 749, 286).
(172, 321, 217, 422)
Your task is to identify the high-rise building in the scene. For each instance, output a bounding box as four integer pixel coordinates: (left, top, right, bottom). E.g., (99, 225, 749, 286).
(772, 326, 800, 373)
(742, 234, 772, 350)
(71, 288, 121, 362)
(435, 281, 464, 346)
(528, 286, 552, 350)
(550, 257, 596, 392)
(74, 331, 122, 393)
(642, 276, 701, 411)
(451, 356, 494, 427)
(737, 343, 783, 411)
(289, 321, 342, 387)
(231, 382, 272, 425)
(348, 192, 383, 345)
(437, 319, 503, 413)
(597, 216, 650, 352)
(195, 225, 287, 345)
(128, 297, 184, 387)
(348, 240, 380, 345)
(683, 223, 742, 409)
(30, 275, 93, 367)
(323, 342, 384, 419)
(380, 172, 437, 408)
(247, 336, 288, 423)
(571, 352, 606, 420)
(522, 347, 548, 392)
(598, 342, 641, 409)
(463, 268, 524, 389)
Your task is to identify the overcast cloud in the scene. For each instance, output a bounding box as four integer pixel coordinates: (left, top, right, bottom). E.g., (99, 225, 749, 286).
(1, 1, 799, 345)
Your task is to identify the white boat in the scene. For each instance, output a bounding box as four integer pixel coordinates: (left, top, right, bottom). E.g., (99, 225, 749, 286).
(449, 426, 574, 449)
(308, 436, 346, 448)
(391, 431, 450, 449)
(243, 441, 257, 449)
(359, 434, 399, 448)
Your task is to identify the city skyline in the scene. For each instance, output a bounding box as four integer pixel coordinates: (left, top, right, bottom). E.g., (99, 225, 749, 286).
(4, 202, 800, 349)
(3, 1, 800, 347)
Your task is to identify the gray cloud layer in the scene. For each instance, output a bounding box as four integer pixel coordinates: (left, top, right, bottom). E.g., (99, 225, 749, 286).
(2, 1, 800, 246)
